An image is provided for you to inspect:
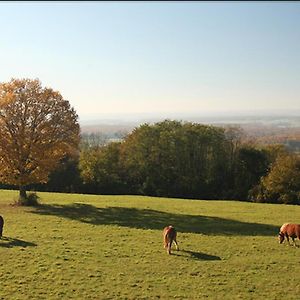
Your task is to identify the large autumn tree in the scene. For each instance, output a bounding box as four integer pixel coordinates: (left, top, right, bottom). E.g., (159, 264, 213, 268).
(0, 78, 80, 204)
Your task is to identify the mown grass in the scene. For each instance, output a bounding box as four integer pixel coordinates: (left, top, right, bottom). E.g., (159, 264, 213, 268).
(1, 189, 300, 299)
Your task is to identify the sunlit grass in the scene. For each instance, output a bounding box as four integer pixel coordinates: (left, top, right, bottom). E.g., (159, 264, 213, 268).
(1, 190, 300, 299)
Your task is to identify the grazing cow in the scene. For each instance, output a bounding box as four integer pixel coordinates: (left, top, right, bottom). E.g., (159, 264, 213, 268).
(0, 215, 3, 238)
(163, 225, 179, 255)
(278, 223, 300, 247)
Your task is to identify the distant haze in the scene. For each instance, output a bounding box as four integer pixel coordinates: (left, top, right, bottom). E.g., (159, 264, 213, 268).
(79, 109, 300, 126)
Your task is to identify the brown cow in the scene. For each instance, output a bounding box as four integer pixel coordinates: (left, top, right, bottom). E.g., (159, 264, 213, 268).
(163, 225, 179, 254)
(278, 223, 300, 247)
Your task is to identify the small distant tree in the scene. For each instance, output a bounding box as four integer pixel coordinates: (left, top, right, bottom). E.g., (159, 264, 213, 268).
(0, 78, 80, 205)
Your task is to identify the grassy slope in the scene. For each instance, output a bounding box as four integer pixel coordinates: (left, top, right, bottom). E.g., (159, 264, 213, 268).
(0, 190, 300, 299)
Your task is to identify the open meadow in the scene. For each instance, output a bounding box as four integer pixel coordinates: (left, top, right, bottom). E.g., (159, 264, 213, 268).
(1, 189, 300, 299)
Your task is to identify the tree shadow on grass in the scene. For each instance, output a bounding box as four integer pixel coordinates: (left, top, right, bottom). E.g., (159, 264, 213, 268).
(29, 203, 278, 236)
(173, 249, 221, 261)
(0, 237, 37, 248)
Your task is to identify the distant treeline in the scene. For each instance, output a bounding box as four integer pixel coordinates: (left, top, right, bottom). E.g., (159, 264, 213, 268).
(3, 120, 299, 204)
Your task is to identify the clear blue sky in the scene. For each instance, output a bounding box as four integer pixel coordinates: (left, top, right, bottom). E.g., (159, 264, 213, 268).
(0, 1, 299, 121)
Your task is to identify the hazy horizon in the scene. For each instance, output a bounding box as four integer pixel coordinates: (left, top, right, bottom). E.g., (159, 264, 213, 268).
(79, 109, 300, 126)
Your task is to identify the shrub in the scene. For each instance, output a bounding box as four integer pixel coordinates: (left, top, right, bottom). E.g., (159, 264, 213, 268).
(17, 192, 40, 206)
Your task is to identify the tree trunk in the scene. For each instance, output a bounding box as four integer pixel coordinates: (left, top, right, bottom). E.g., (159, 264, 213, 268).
(19, 186, 27, 204)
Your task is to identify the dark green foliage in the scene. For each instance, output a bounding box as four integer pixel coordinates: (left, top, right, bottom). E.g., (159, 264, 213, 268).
(120, 120, 231, 199)
(31, 156, 82, 193)
(233, 147, 269, 200)
(79, 142, 127, 194)
(47, 157, 82, 193)
(251, 154, 300, 204)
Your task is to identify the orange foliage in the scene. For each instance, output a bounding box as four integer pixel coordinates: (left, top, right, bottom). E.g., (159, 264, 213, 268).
(0, 78, 80, 187)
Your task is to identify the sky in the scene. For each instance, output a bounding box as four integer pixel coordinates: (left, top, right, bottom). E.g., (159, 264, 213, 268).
(0, 1, 300, 122)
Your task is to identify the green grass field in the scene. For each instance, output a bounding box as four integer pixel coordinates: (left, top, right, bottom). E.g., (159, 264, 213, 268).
(1, 189, 300, 299)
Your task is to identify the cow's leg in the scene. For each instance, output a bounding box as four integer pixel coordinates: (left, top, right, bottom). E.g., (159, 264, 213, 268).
(291, 237, 299, 247)
(173, 238, 179, 251)
(164, 236, 169, 249)
(167, 240, 172, 255)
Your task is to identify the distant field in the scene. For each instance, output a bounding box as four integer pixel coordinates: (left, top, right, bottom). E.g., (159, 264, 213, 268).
(1, 190, 300, 299)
